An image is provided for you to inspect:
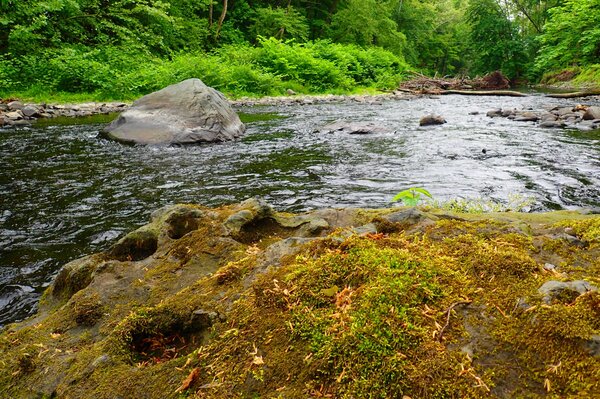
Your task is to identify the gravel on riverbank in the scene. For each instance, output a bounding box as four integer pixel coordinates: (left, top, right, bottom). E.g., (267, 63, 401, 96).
(0, 100, 129, 127)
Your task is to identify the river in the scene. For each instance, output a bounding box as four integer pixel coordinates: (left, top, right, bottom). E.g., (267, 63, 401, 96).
(1, 93, 599, 326)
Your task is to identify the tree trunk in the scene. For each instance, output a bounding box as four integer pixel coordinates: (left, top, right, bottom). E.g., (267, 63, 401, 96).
(216, 0, 228, 38)
(208, 0, 214, 28)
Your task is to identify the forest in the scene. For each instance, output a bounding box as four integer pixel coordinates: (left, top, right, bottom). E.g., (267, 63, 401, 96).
(0, 0, 599, 100)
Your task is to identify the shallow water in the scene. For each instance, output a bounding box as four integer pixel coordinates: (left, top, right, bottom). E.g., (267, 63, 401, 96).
(1, 94, 599, 325)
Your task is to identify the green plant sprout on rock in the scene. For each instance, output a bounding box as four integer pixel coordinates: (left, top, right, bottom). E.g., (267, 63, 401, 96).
(392, 187, 433, 206)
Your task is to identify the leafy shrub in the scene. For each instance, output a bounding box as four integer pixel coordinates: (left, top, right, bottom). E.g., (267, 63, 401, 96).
(0, 39, 409, 100)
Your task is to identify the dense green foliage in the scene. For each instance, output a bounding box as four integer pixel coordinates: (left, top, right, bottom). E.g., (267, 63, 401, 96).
(0, 39, 409, 99)
(0, 0, 599, 100)
(535, 0, 600, 74)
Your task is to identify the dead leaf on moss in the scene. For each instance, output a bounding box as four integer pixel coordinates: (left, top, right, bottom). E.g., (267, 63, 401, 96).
(175, 367, 200, 393)
(252, 355, 264, 365)
(544, 378, 552, 392)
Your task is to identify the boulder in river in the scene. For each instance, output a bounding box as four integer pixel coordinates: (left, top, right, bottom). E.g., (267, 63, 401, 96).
(583, 106, 600, 120)
(102, 79, 245, 145)
(419, 114, 447, 126)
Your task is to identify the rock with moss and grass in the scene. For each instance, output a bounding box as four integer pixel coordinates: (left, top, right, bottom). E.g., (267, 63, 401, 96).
(1, 199, 599, 398)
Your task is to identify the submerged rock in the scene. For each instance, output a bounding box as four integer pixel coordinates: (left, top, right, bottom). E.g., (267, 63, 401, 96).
(316, 121, 394, 135)
(102, 79, 245, 145)
(487, 104, 600, 130)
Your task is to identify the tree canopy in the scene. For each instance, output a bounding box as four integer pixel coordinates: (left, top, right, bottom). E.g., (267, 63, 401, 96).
(1, 0, 598, 99)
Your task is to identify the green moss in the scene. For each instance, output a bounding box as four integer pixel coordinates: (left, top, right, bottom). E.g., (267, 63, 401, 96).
(2, 208, 599, 398)
(556, 218, 600, 247)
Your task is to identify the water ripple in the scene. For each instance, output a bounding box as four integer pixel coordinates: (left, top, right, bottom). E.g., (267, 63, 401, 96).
(1, 95, 599, 325)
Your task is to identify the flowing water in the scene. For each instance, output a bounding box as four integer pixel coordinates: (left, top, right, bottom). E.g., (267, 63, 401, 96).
(1, 94, 600, 326)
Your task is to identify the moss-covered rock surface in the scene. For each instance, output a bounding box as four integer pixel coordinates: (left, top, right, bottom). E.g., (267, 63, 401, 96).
(1, 200, 599, 398)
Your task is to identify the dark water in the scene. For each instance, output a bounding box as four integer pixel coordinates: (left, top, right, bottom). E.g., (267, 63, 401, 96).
(1, 95, 600, 326)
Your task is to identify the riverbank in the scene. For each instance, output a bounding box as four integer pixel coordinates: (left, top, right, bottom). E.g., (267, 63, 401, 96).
(1, 199, 598, 398)
(0, 100, 128, 127)
(0, 91, 421, 127)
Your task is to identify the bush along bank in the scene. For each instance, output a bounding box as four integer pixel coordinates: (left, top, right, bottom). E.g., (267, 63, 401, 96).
(0, 39, 410, 103)
(1, 199, 599, 398)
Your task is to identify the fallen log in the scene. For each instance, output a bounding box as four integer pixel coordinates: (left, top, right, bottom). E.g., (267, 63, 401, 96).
(427, 89, 528, 97)
(545, 90, 600, 99)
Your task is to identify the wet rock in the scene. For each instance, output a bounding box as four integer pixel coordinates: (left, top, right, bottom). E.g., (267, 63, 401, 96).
(585, 335, 600, 357)
(6, 119, 31, 126)
(554, 232, 588, 248)
(71, 291, 104, 326)
(553, 106, 575, 117)
(50, 255, 103, 301)
(583, 106, 600, 120)
(273, 212, 329, 236)
(501, 109, 515, 117)
(351, 223, 378, 236)
(22, 105, 41, 117)
(224, 198, 274, 235)
(108, 229, 158, 261)
(514, 112, 539, 122)
(317, 121, 394, 135)
(5, 110, 23, 120)
(486, 109, 502, 118)
(190, 309, 220, 330)
(164, 206, 204, 239)
(419, 114, 447, 126)
(543, 263, 557, 271)
(261, 237, 316, 269)
(539, 120, 565, 128)
(7, 100, 24, 111)
(576, 120, 597, 131)
(102, 78, 245, 145)
(538, 280, 598, 304)
(374, 208, 436, 233)
(382, 208, 430, 224)
(539, 112, 558, 122)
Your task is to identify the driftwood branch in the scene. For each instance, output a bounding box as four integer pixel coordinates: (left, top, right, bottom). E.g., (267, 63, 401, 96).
(415, 89, 528, 97)
(545, 91, 600, 99)
(437, 300, 472, 342)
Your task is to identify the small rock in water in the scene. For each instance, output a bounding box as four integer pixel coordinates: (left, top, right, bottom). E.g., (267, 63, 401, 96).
(419, 114, 446, 126)
(583, 106, 600, 120)
(486, 108, 502, 118)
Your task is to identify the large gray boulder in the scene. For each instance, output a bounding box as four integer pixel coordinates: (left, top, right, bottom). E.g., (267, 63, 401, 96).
(102, 79, 245, 145)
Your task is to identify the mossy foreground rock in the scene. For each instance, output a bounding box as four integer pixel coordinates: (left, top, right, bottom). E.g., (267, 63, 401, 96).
(1, 201, 599, 398)
(102, 78, 245, 145)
